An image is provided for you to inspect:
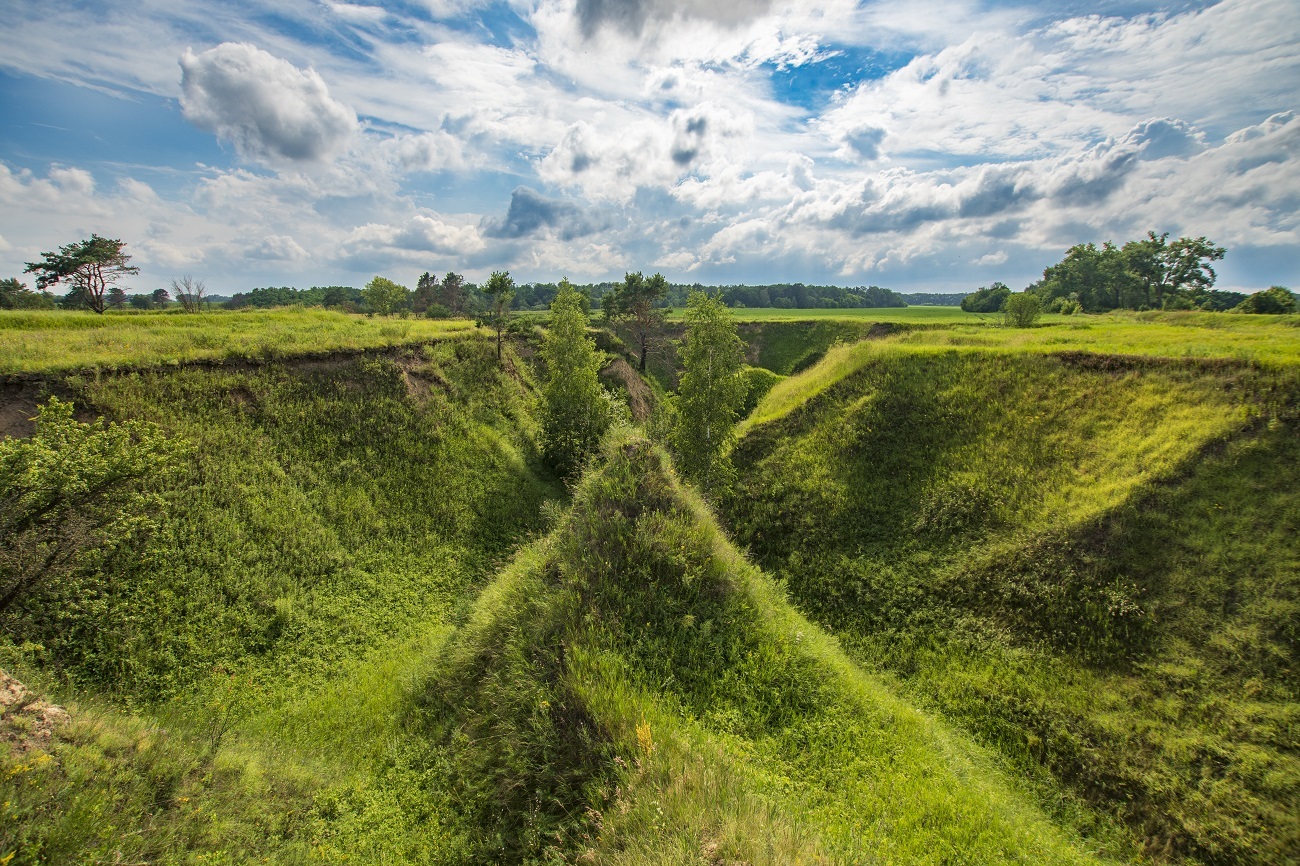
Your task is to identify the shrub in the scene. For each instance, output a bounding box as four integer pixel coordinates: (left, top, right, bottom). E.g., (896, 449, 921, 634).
(1002, 293, 1042, 327)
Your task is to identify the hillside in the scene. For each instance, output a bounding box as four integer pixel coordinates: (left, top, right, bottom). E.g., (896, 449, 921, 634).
(412, 432, 1116, 864)
(723, 333, 1300, 864)
(3, 309, 1297, 863)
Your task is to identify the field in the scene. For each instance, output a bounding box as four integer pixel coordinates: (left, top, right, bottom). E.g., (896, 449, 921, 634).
(0, 308, 476, 374)
(2, 306, 1297, 864)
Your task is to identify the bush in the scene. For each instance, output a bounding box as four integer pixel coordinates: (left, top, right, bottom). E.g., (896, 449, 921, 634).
(1234, 285, 1297, 314)
(1002, 293, 1042, 327)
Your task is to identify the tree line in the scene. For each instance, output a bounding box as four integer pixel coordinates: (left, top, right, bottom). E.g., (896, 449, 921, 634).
(962, 232, 1296, 318)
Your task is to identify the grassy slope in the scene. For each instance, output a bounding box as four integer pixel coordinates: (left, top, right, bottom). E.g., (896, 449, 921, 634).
(724, 330, 1300, 864)
(1, 336, 560, 863)
(414, 433, 1116, 865)
(0, 307, 477, 374)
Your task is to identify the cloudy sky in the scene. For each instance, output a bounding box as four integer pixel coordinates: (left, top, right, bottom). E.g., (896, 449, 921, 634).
(0, 0, 1296, 295)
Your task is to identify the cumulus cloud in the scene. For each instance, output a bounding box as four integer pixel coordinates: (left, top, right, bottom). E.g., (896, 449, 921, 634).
(180, 42, 357, 164)
(483, 187, 605, 241)
(247, 234, 309, 261)
(575, 0, 775, 38)
(343, 215, 485, 259)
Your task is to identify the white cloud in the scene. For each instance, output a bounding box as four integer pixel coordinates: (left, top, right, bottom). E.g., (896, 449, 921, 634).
(180, 42, 358, 164)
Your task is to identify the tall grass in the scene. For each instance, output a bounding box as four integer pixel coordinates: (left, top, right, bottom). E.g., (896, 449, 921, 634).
(0, 307, 477, 374)
(724, 341, 1300, 864)
(1, 336, 560, 863)
(411, 432, 1117, 864)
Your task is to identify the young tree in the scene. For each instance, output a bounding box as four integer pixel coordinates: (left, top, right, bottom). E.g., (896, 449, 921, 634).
(670, 291, 747, 490)
(605, 271, 669, 372)
(24, 235, 140, 315)
(541, 279, 613, 478)
(0, 398, 181, 615)
(1003, 292, 1042, 327)
(481, 271, 515, 363)
(171, 274, 208, 313)
(363, 275, 409, 316)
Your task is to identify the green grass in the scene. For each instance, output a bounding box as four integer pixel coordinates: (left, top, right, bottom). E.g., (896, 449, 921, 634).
(0, 308, 478, 374)
(412, 432, 1120, 864)
(690, 305, 982, 323)
(2, 335, 561, 863)
(724, 339, 1300, 864)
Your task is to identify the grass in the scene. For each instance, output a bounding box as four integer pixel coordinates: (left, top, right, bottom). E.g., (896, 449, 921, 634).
(723, 336, 1300, 864)
(690, 306, 983, 323)
(2, 335, 561, 862)
(411, 432, 1120, 864)
(0, 307, 478, 374)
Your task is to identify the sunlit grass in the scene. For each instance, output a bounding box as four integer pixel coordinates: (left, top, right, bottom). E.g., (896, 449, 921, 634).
(0, 308, 478, 374)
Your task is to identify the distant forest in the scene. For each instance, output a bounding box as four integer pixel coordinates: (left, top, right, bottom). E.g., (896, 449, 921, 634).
(220, 280, 912, 313)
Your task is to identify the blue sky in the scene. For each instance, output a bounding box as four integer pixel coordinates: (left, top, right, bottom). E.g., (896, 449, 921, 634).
(0, 0, 1296, 295)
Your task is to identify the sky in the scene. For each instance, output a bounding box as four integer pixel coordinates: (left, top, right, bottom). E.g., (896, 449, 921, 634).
(0, 0, 1297, 296)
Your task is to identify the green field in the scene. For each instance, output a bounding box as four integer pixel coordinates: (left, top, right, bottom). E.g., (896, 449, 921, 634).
(0, 308, 477, 374)
(2, 308, 1297, 864)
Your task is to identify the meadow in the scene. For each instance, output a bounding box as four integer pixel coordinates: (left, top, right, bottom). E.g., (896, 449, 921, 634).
(1, 306, 1297, 864)
(0, 308, 476, 374)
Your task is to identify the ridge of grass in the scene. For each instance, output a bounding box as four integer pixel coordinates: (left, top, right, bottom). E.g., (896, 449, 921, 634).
(724, 341, 1300, 864)
(412, 431, 1119, 864)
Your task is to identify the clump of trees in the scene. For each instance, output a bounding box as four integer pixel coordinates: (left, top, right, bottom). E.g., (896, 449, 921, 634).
(1234, 285, 1296, 314)
(1030, 232, 1231, 312)
(363, 276, 409, 317)
(24, 235, 140, 314)
(961, 282, 1012, 313)
(540, 279, 615, 478)
(0, 278, 56, 310)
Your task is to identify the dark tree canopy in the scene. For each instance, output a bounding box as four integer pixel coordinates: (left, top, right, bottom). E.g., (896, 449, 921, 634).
(961, 282, 1012, 313)
(1031, 232, 1227, 312)
(24, 235, 139, 315)
(603, 271, 669, 373)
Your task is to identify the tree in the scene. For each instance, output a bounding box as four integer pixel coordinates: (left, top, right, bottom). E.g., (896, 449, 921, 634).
(1121, 232, 1226, 309)
(24, 235, 140, 315)
(960, 282, 1011, 313)
(440, 272, 467, 316)
(1234, 285, 1297, 314)
(670, 291, 747, 490)
(0, 398, 180, 616)
(605, 271, 669, 373)
(107, 287, 128, 310)
(1003, 292, 1042, 327)
(171, 274, 208, 313)
(0, 278, 56, 310)
(540, 279, 613, 478)
(150, 287, 171, 309)
(412, 272, 438, 315)
(363, 275, 409, 316)
(482, 271, 515, 363)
